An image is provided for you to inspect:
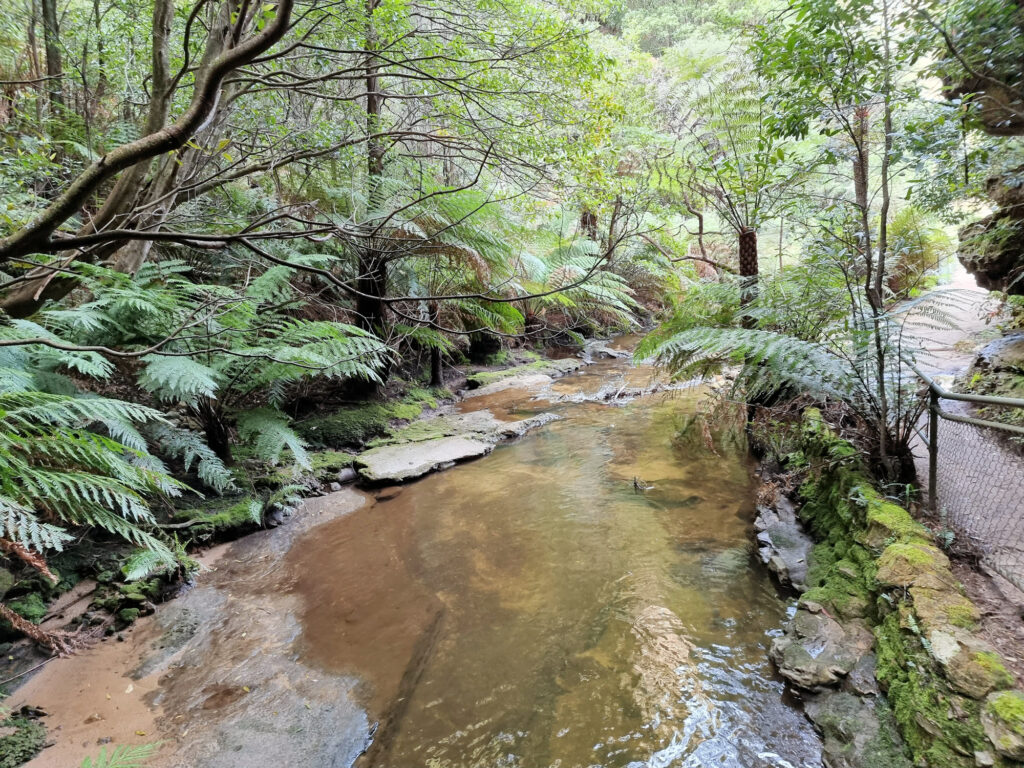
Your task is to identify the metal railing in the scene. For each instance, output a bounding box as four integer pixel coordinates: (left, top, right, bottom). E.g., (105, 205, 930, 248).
(904, 357, 1024, 591)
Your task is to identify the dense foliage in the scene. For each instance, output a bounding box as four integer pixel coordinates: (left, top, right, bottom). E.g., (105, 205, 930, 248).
(0, 0, 1021, 708)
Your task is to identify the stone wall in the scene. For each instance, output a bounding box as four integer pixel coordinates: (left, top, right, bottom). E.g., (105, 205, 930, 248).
(763, 409, 1024, 767)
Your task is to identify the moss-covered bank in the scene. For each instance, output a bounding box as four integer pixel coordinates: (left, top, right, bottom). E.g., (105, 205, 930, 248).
(784, 409, 1024, 767)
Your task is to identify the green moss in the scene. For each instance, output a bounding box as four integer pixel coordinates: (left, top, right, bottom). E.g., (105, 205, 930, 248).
(297, 404, 395, 447)
(309, 450, 354, 474)
(174, 497, 261, 534)
(802, 554, 874, 619)
(117, 607, 141, 623)
(988, 691, 1024, 736)
(466, 358, 581, 388)
(0, 717, 46, 768)
(858, 485, 930, 549)
(296, 390, 449, 449)
(948, 603, 982, 630)
(875, 613, 987, 767)
(791, 411, 1011, 766)
(367, 419, 452, 446)
(975, 652, 1016, 691)
(6, 593, 46, 624)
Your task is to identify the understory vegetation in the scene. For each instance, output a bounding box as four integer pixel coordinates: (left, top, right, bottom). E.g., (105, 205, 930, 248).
(1, 0, 1024, 762)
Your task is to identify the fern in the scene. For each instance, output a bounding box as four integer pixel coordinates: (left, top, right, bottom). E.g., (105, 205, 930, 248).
(144, 423, 234, 494)
(120, 548, 176, 581)
(80, 743, 158, 768)
(0, 390, 181, 585)
(139, 355, 220, 403)
(237, 408, 310, 469)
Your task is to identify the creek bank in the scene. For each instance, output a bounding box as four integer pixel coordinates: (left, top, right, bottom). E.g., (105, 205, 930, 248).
(0, 348, 593, 699)
(9, 490, 373, 768)
(758, 409, 1024, 768)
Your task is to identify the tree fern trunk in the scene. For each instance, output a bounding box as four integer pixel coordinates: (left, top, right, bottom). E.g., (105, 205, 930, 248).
(193, 398, 232, 464)
(739, 227, 758, 329)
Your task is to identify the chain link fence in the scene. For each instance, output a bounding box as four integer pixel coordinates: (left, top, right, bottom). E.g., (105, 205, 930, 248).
(907, 360, 1024, 592)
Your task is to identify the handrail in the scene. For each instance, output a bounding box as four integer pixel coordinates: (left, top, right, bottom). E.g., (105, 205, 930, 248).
(902, 356, 1024, 409)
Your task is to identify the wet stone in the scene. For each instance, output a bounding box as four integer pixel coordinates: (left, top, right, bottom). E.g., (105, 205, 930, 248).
(804, 690, 913, 768)
(770, 608, 874, 689)
(755, 498, 814, 590)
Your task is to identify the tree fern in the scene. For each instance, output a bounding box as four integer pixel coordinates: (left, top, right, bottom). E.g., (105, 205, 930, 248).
(143, 424, 234, 494)
(237, 408, 311, 470)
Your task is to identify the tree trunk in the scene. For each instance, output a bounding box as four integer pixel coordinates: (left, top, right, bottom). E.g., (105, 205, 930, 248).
(738, 226, 758, 328)
(41, 0, 62, 110)
(428, 301, 443, 386)
(580, 209, 598, 240)
(357, 0, 388, 337)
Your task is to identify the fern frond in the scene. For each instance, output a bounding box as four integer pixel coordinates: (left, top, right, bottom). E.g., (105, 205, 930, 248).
(237, 408, 310, 470)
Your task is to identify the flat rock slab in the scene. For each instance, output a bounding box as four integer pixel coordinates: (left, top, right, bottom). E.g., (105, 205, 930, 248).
(355, 436, 493, 484)
(464, 372, 555, 398)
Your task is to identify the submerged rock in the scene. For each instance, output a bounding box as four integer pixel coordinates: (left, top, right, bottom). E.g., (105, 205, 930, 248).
(756, 498, 814, 590)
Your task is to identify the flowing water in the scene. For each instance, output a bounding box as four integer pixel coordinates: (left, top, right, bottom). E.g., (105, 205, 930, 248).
(286, 357, 823, 768)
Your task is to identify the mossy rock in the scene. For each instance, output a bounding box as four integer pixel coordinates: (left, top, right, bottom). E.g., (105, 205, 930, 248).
(0, 568, 14, 600)
(6, 593, 46, 624)
(876, 542, 952, 590)
(295, 392, 445, 449)
(910, 586, 981, 632)
(465, 358, 583, 389)
(856, 486, 931, 553)
(927, 629, 1015, 699)
(308, 450, 355, 480)
(117, 607, 142, 624)
(982, 690, 1024, 759)
(805, 691, 913, 768)
(173, 497, 262, 536)
(801, 556, 874, 620)
(875, 613, 990, 767)
(0, 716, 46, 768)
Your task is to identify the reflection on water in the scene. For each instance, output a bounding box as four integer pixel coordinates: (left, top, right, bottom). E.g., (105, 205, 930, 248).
(287, 365, 822, 768)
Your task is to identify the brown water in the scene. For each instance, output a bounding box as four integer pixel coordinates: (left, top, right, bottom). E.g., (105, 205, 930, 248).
(288, 361, 822, 768)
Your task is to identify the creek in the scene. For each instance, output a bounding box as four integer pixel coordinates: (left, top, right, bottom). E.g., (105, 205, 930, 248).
(14, 351, 823, 768)
(287, 353, 823, 767)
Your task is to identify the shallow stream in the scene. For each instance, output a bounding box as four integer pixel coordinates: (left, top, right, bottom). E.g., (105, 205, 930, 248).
(286, 357, 823, 767)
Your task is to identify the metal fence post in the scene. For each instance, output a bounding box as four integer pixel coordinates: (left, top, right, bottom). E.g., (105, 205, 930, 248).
(928, 388, 940, 523)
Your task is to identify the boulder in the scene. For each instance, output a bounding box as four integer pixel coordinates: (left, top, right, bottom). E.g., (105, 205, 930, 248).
(982, 690, 1024, 760)
(958, 213, 1024, 295)
(804, 690, 913, 768)
(927, 629, 1015, 700)
(910, 586, 981, 633)
(976, 332, 1024, 374)
(755, 499, 814, 590)
(770, 608, 874, 689)
(876, 542, 953, 590)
